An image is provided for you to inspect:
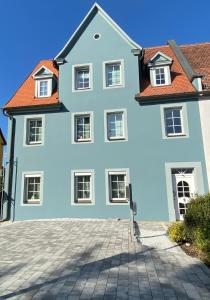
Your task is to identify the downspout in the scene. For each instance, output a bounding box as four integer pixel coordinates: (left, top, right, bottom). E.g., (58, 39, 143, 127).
(2, 109, 15, 221)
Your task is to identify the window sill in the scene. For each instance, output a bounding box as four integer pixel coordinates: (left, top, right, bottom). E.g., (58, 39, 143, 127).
(74, 200, 92, 204)
(110, 199, 128, 203)
(104, 84, 124, 89)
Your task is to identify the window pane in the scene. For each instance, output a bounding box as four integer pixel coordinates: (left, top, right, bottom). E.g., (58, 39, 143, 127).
(155, 68, 166, 85)
(164, 108, 183, 136)
(75, 67, 90, 89)
(25, 176, 41, 203)
(110, 174, 126, 201)
(75, 175, 91, 201)
(107, 112, 124, 139)
(76, 115, 91, 141)
(106, 63, 121, 86)
(39, 80, 48, 96)
(28, 119, 42, 144)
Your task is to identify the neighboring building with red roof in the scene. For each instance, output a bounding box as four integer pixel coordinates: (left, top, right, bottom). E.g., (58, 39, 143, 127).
(2, 3, 210, 223)
(0, 129, 6, 169)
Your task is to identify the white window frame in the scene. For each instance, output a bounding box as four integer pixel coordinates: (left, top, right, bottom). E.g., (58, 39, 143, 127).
(150, 66, 171, 87)
(103, 59, 125, 89)
(35, 79, 52, 98)
(105, 169, 129, 205)
(72, 63, 93, 92)
(71, 112, 94, 144)
(21, 171, 43, 206)
(71, 170, 95, 205)
(23, 115, 45, 147)
(104, 109, 128, 142)
(160, 103, 189, 139)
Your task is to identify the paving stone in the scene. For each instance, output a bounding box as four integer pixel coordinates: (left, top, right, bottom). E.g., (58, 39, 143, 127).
(0, 220, 209, 300)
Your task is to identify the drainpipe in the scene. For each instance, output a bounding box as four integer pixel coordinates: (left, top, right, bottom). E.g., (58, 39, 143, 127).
(2, 109, 15, 221)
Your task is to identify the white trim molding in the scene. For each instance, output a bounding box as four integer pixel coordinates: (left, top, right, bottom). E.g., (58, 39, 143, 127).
(21, 171, 44, 206)
(23, 114, 45, 147)
(105, 168, 130, 205)
(103, 59, 125, 89)
(71, 169, 95, 205)
(72, 63, 93, 92)
(160, 103, 189, 139)
(104, 108, 128, 143)
(71, 111, 94, 144)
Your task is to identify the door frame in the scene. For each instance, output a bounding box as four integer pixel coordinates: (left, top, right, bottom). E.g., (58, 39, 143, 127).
(165, 162, 205, 221)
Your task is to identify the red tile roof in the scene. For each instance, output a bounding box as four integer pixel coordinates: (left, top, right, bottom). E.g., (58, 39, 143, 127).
(4, 60, 59, 109)
(138, 45, 196, 99)
(180, 43, 210, 91)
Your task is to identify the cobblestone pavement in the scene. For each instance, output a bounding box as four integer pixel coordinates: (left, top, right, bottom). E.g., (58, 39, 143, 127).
(0, 220, 209, 300)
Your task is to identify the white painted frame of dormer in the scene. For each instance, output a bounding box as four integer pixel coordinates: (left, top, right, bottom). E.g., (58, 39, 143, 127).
(150, 66, 171, 87)
(35, 79, 52, 98)
(72, 63, 93, 92)
(32, 66, 54, 79)
(148, 51, 173, 67)
(103, 59, 125, 89)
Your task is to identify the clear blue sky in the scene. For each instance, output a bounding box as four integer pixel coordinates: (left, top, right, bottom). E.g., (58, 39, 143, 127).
(0, 0, 209, 139)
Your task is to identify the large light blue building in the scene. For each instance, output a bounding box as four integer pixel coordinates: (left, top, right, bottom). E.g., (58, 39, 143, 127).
(3, 4, 209, 221)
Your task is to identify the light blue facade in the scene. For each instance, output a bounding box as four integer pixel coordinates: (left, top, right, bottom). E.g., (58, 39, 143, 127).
(4, 6, 209, 221)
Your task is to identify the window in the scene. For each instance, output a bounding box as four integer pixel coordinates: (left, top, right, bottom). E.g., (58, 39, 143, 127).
(105, 110, 127, 142)
(71, 170, 95, 205)
(73, 64, 92, 91)
(72, 112, 93, 144)
(22, 173, 43, 205)
(36, 79, 51, 98)
(103, 60, 124, 88)
(75, 115, 91, 142)
(155, 68, 165, 85)
(164, 107, 183, 136)
(27, 118, 42, 145)
(106, 169, 129, 204)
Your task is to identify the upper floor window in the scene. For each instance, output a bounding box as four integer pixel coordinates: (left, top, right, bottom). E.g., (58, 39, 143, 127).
(105, 109, 127, 142)
(72, 64, 92, 91)
(72, 112, 93, 144)
(155, 67, 166, 85)
(24, 115, 45, 146)
(32, 66, 54, 98)
(103, 60, 124, 88)
(164, 107, 183, 136)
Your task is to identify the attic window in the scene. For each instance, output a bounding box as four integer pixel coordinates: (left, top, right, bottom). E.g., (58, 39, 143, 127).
(147, 52, 172, 87)
(32, 66, 54, 98)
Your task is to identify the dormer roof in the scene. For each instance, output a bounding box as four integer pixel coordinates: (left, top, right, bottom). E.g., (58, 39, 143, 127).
(32, 66, 54, 79)
(4, 60, 59, 110)
(147, 51, 172, 67)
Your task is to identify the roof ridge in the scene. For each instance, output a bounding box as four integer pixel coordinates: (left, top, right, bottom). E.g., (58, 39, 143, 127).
(180, 42, 210, 47)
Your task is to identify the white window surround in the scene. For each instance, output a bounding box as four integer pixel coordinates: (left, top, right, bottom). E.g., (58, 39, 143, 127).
(71, 169, 95, 205)
(150, 66, 171, 87)
(72, 63, 93, 92)
(104, 109, 128, 143)
(21, 171, 44, 206)
(71, 112, 94, 144)
(160, 103, 189, 139)
(35, 79, 52, 98)
(23, 115, 45, 147)
(103, 59, 125, 89)
(105, 168, 130, 205)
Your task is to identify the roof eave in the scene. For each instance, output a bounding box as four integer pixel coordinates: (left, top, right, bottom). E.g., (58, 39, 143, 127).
(135, 91, 198, 102)
(3, 102, 62, 115)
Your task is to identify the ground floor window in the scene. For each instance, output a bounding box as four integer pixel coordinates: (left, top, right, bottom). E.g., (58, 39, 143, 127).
(72, 170, 94, 205)
(106, 169, 129, 204)
(22, 173, 43, 205)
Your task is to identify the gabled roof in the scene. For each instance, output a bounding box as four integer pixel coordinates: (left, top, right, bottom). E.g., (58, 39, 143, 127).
(54, 2, 141, 60)
(137, 45, 196, 100)
(0, 129, 6, 145)
(180, 42, 210, 91)
(32, 65, 54, 78)
(147, 51, 172, 66)
(4, 60, 59, 110)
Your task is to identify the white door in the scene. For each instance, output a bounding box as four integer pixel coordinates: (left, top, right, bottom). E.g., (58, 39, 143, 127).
(172, 170, 195, 220)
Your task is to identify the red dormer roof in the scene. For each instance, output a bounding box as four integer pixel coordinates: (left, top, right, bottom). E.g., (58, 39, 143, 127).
(137, 45, 196, 99)
(4, 60, 59, 110)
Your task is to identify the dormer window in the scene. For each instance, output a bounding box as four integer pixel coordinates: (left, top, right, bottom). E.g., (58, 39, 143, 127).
(147, 52, 172, 87)
(32, 66, 54, 98)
